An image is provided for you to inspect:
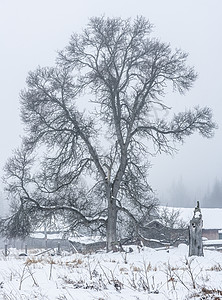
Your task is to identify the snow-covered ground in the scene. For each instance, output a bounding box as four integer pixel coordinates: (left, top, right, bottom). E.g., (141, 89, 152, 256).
(0, 244, 222, 299)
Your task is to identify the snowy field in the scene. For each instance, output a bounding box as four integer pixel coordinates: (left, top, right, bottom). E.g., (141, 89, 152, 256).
(0, 245, 222, 300)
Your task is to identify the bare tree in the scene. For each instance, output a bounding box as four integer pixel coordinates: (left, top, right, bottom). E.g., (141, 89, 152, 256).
(158, 207, 188, 230)
(1, 16, 216, 251)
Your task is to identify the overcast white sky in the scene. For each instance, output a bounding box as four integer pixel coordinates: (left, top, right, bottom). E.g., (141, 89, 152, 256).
(0, 0, 221, 205)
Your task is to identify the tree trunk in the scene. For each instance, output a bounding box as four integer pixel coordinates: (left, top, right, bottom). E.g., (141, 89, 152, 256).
(105, 151, 127, 252)
(189, 202, 204, 257)
(106, 196, 117, 252)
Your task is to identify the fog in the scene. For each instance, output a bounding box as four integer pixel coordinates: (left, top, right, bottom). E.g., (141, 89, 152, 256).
(0, 0, 221, 207)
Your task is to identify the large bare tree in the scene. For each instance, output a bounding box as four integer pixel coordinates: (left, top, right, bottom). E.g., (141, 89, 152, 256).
(2, 17, 216, 251)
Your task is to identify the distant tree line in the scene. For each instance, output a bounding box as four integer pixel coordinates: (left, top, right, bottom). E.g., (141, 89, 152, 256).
(161, 178, 222, 208)
(202, 179, 222, 208)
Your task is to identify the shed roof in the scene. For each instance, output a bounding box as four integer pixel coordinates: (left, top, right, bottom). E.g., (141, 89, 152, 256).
(163, 207, 222, 230)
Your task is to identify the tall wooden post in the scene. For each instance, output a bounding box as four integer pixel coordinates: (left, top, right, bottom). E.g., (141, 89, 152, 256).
(44, 222, 48, 249)
(189, 201, 204, 256)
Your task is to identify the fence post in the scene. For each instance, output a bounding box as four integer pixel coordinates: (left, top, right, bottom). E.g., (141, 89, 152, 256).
(57, 242, 61, 255)
(4, 244, 8, 256)
(25, 244, 28, 255)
